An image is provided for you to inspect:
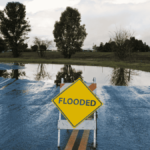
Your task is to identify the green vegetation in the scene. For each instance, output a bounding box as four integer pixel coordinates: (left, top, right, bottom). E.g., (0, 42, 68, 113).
(32, 37, 53, 57)
(0, 51, 150, 72)
(53, 7, 87, 58)
(0, 37, 6, 52)
(0, 2, 31, 57)
(93, 36, 150, 53)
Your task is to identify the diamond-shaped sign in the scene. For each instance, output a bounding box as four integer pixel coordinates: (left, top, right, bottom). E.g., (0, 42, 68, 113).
(52, 78, 103, 128)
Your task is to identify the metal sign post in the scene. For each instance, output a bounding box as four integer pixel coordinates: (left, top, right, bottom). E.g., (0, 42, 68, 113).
(93, 77, 96, 148)
(58, 78, 64, 147)
(53, 78, 103, 148)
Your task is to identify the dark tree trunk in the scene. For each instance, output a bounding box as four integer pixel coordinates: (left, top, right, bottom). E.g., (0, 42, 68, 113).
(68, 54, 71, 58)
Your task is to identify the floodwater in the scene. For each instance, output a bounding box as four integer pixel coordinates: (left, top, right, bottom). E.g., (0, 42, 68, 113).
(0, 63, 150, 150)
(0, 62, 150, 87)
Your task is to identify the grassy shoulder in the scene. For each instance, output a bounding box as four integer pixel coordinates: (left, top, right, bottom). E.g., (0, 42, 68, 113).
(0, 51, 150, 72)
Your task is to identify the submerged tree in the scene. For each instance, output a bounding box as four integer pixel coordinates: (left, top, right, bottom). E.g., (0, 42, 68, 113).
(53, 7, 87, 58)
(0, 2, 31, 57)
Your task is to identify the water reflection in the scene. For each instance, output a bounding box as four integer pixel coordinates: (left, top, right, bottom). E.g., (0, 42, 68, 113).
(11, 69, 26, 80)
(0, 63, 149, 86)
(0, 70, 10, 78)
(0, 63, 26, 89)
(54, 65, 83, 86)
(34, 63, 51, 81)
(110, 68, 139, 86)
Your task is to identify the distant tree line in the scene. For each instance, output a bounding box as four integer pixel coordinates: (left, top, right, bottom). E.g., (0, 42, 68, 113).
(93, 37, 150, 53)
(0, 1, 149, 59)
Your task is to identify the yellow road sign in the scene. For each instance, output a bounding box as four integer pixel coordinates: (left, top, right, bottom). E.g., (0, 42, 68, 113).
(52, 78, 103, 128)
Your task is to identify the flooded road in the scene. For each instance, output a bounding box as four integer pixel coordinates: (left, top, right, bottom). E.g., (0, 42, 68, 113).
(0, 78, 70, 150)
(0, 63, 150, 150)
(1, 62, 150, 87)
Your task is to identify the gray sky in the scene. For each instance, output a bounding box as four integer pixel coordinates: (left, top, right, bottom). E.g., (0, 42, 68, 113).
(0, 0, 150, 50)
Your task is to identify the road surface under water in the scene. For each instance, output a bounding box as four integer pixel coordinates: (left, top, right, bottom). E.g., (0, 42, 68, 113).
(0, 63, 150, 150)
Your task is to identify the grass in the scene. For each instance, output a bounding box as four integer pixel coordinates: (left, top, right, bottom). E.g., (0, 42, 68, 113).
(0, 51, 150, 72)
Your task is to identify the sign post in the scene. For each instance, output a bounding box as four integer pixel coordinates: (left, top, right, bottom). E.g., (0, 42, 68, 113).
(52, 78, 103, 148)
(93, 77, 96, 148)
(57, 78, 64, 147)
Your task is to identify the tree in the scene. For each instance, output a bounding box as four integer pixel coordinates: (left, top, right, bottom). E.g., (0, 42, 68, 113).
(33, 37, 45, 57)
(98, 42, 104, 52)
(109, 41, 116, 52)
(92, 44, 98, 51)
(42, 39, 53, 51)
(129, 37, 136, 52)
(40, 44, 46, 51)
(145, 45, 149, 52)
(53, 7, 87, 58)
(33, 37, 52, 57)
(103, 42, 111, 52)
(0, 37, 6, 52)
(110, 28, 134, 60)
(18, 43, 28, 52)
(0, 2, 31, 57)
(143, 42, 149, 52)
(31, 45, 38, 52)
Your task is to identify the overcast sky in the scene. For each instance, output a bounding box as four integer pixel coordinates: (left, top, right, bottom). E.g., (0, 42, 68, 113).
(0, 0, 150, 50)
